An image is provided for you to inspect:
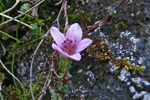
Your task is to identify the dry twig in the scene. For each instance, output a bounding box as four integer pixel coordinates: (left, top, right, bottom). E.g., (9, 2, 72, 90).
(38, 51, 56, 100)
(0, 0, 45, 26)
(83, 0, 126, 37)
(55, 0, 63, 6)
(64, 0, 68, 33)
(53, 0, 66, 29)
(0, 13, 33, 29)
(2, 0, 21, 14)
(0, 59, 25, 95)
(30, 31, 49, 100)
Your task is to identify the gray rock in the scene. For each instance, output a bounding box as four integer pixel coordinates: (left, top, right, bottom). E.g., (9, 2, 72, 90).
(129, 86, 136, 93)
(143, 94, 150, 100)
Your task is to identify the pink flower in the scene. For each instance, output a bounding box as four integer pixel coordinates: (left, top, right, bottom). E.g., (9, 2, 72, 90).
(50, 23, 92, 61)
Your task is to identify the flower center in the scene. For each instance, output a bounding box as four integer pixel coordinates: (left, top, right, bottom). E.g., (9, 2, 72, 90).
(62, 38, 76, 55)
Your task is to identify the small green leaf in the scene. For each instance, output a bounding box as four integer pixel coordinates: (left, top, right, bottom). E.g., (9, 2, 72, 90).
(109, 10, 117, 16)
(114, 10, 117, 14)
(20, 3, 29, 12)
(30, 23, 43, 35)
(58, 83, 68, 93)
(50, 88, 57, 100)
(0, 30, 20, 42)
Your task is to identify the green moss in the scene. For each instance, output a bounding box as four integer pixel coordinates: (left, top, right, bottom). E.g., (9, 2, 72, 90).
(68, 6, 94, 26)
(115, 22, 127, 31)
(86, 37, 113, 61)
(114, 57, 145, 71)
(0, 73, 5, 82)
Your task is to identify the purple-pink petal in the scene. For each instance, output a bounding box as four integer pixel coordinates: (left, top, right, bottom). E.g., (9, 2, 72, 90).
(52, 43, 68, 57)
(66, 23, 82, 45)
(75, 38, 92, 53)
(52, 43, 81, 61)
(50, 27, 66, 48)
(67, 53, 81, 61)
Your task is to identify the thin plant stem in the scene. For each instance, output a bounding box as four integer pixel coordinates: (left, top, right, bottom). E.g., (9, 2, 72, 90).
(49, 88, 56, 100)
(0, 13, 33, 29)
(16, 13, 30, 39)
(0, 59, 25, 95)
(0, 30, 20, 42)
(53, 0, 66, 29)
(0, 91, 4, 100)
(0, 0, 5, 23)
(20, 37, 41, 49)
(64, 0, 68, 33)
(30, 30, 50, 100)
(12, 52, 25, 100)
(0, 0, 45, 26)
(83, 0, 126, 37)
(2, 0, 20, 14)
(0, 0, 5, 10)
(38, 51, 56, 100)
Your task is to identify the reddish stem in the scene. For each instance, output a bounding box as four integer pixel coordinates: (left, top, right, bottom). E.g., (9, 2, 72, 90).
(83, 0, 126, 37)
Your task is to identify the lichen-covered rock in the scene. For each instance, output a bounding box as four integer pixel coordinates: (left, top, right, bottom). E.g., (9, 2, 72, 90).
(9, 0, 150, 99)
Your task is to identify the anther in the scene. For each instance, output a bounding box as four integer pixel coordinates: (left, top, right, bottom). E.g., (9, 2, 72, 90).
(64, 46, 67, 48)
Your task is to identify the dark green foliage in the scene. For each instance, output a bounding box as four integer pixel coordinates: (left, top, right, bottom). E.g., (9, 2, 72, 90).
(0, 0, 5, 23)
(58, 83, 68, 93)
(30, 23, 43, 36)
(20, 3, 29, 12)
(0, 73, 5, 82)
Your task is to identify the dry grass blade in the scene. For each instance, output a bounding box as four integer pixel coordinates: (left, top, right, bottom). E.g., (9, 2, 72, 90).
(2, 0, 21, 14)
(30, 31, 50, 100)
(0, 59, 25, 95)
(0, 0, 45, 26)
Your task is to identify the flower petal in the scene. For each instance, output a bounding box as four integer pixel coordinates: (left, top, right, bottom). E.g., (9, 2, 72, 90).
(52, 43, 68, 57)
(75, 38, 93, 53)
(50, 27, 66, 48)
(52, 43, 81, 61)
(67, 53, 81, 61)
(66, 23, 82, 45)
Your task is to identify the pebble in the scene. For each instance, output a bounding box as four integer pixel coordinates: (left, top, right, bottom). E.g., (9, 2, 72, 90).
(132, 77, 142, 88)
(118, 69, 130, 82)
(138, 57, 145, 65)
(127, 82, 131, 86)
(78, 69, 83, 73)
(133, 91, 147, 100)
(130, 37, 140, 44)
(120, 31, 131, 38)
(87, 65, 92, 70)
(143, 94, 150, 100)
(129, 86, 136, 93)
(142, 81, 150, 86)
